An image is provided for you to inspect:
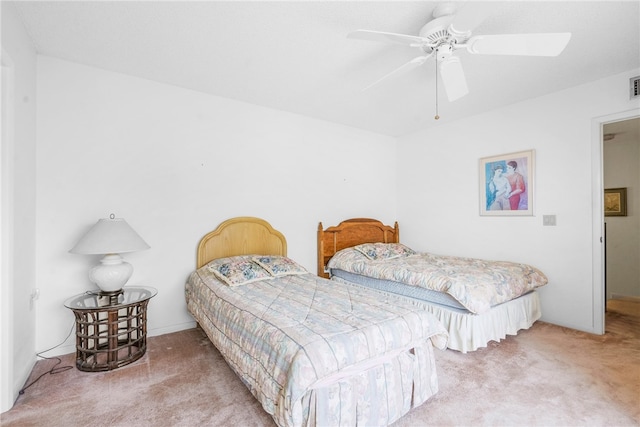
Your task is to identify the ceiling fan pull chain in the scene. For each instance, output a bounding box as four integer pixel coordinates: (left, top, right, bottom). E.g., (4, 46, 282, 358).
(434, 55, 440, 120)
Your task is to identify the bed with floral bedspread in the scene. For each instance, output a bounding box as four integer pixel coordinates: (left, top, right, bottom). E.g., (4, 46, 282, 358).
(186, 219, 448, 427)
(318, 219, 548, 353)
(327, 243, 548, 315)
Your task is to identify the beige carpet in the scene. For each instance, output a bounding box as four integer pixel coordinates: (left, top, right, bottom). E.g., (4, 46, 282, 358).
(2, 299, 639, 427)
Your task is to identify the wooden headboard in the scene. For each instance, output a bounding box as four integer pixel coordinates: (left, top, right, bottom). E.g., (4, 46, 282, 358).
(317, 218, 399, 278)
(197, 217, 287, 269)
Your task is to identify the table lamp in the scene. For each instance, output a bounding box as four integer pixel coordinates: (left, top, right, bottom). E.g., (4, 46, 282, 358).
(70, 214, 150, 294)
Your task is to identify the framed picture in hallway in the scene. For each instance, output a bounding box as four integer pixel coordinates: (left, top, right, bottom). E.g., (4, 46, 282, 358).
(480, 150, 534, 216)
(604, 187, 627, 216)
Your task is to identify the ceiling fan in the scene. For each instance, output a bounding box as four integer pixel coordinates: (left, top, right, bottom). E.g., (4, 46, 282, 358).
(349, 2, 571, 103)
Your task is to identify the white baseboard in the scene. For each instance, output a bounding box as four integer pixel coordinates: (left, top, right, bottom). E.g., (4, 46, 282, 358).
(39, 321, 198, 358)
(148, 321, 197, 338)
(42, 343, 76, 358)
(610, 293, 640, 301)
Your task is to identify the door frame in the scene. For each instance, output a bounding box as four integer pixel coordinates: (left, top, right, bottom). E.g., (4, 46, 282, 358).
(591, 108, 640, 334)
(1, 49, 16, 413)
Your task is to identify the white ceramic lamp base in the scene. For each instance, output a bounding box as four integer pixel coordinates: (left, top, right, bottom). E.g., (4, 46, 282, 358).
(89, 254, 134, 293)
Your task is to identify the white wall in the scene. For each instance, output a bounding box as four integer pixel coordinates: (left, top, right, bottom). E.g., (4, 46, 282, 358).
(604, 125, 640, 298)
(27, 59, 640, 357)
(1, 2, 38, 412)
(35, 56, 397, 356)
(397, 69, 640, 333)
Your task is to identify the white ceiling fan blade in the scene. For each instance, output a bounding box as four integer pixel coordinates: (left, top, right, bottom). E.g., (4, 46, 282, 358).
(348, 29, 425, 46)
(362, 55, 430, 91)
(439, 56, 469, 101)
(448, 1, 498, 35)
(466, 33, 572, 56)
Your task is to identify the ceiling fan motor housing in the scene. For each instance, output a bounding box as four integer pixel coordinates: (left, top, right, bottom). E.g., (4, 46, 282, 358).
(419, 16, 453, 49)
(419, 14, 471, 54)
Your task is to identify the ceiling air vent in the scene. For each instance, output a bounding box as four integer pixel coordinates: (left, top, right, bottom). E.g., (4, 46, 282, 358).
(631, 76, 640, 99)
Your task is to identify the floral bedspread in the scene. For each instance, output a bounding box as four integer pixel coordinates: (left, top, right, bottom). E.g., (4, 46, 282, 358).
(327, 248, 548, 314)
(185, 263, 448, 427)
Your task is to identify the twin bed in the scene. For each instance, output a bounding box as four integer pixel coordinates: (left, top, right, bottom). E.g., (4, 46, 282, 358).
(185, 217, 448, 427)
(317, 218, 548, 353)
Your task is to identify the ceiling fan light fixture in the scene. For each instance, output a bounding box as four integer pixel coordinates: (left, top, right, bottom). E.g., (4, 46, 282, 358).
(439, 55, 468, 101)
(436, 44, 453, 61)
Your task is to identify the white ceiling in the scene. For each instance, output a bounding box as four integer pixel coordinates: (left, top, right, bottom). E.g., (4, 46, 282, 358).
(10, 0, 640, 137)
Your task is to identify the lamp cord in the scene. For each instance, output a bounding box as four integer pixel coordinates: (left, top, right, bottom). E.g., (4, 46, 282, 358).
(17, 321, 75, 396)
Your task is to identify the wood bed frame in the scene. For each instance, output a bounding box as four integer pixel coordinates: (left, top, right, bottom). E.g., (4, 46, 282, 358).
(197, 216, 287, 268)
(317, 218, 399, 278)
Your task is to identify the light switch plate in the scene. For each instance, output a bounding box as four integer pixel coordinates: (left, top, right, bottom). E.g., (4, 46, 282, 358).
(543, 215, 556, 226)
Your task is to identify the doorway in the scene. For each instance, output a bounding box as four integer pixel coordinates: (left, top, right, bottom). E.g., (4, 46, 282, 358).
(603, 117, 640, 309)
(592, 110, 640, 335)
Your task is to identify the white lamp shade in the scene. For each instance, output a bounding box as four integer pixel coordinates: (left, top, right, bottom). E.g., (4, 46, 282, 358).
(70, 217, 149, 293)
(70, 217, 150, 255)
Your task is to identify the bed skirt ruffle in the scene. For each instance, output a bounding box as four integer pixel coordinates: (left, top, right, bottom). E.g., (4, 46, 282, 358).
(297, 344, 438, 426)
(419, 291, 541, 353)
(331, 275, 541, 353)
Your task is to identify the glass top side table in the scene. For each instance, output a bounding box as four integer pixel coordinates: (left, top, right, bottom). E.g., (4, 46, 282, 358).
(64, 286, 157, 372)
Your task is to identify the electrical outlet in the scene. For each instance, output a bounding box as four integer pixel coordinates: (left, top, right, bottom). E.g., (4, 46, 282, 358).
(543, 215, 557, 226)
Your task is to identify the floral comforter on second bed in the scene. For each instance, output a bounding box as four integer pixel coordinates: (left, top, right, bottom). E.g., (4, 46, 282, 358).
(327, 244, 548, 314)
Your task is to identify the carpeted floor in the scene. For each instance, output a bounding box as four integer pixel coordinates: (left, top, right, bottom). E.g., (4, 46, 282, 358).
(2, 299, 639, 427)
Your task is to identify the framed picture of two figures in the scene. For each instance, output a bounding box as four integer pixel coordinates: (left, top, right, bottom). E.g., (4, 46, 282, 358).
(479, 149, 534, 216)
